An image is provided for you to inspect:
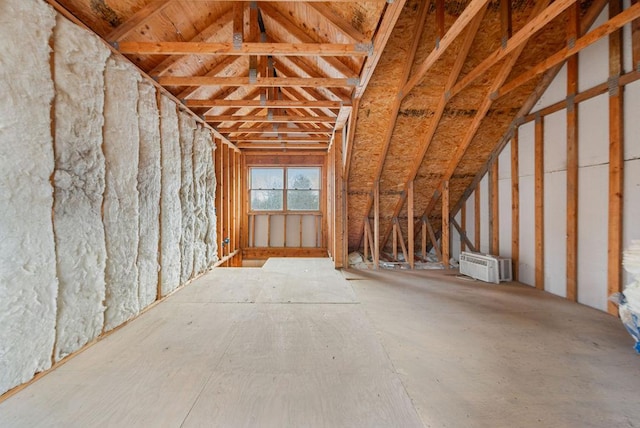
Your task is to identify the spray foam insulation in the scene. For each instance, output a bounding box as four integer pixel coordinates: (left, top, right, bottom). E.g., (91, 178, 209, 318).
(160, 95, 183, 296)
(103, 56, 142, 332)
(0, 0, 58, 395)
(52, 16, 110, 361)
(137, 81, 161, 310)
(192, 128, 210, 274)
(179, 111, 196, 284)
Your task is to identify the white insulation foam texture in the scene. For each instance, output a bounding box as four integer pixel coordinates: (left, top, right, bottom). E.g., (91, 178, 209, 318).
(204, 132, 219, 264)
(160, 95, 182, 296)
(52, 16, 110, 361)
(103, 56, 141, 332)
(0, 0, 58, 395)
(192, 128, 210, 274)
(178, 112, 196, 284)
(137, 81, 161, 310)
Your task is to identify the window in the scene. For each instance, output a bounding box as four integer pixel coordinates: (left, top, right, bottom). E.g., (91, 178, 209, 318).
(249, 167, 320, 212)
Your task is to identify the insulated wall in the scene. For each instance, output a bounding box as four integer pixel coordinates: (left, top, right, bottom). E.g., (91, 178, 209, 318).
(52, 16, 110, 359)
(0, 0, 220, 397)
(0, 0, 58, 396)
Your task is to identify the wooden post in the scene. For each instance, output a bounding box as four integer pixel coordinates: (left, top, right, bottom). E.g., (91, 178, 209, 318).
(215, 139, 224, 261)
(426, 219, 443, 262)
(500, 0, 513, 48)
(490, 159, 499, 255)
(363, 221, 369, 262)
(334, 130, 345, 268)
(535, 115, 544, 290)
(392, 221, 398, 261)
(608, 0, 624, 315)
(566, 2, 579, 301)
(436, 0, 445, 47)
(461, 202, 467, 252)
(442, 180, 450, 268)
(421, 218, 427, 261)
(632, 0, 640, 69)
(374, 181, 380, 269)
(474, 183, 481, 251)
(408, 180, 415, 269)
(511, 130, 520, 281)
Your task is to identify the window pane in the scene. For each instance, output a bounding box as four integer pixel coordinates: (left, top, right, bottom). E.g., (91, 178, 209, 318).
(287, 168, 320, 189)
(251, 168, 283, 189)
(251, 190, 283, 211)
(287, 190, 319, 211)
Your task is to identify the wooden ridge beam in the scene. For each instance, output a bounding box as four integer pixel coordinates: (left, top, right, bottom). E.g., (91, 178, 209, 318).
(117, 41, 373, 57)
(354, 0, 408, 99)
(106, 0, 174, 42)
(451, 0, 576, 98)
(402, 0, 491, 97)
(379, 6, 487, 249)
(158, 76, 358, 87)
(497, 1, 640, 98)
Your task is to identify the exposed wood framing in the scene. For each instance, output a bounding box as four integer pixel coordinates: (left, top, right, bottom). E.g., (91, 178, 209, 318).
(159, 76, 358, 88)
(425, 218, 443, 262)
(511, 130, 520, 281)
(500, 0, 513, 47)
(185, 99, 342, 108)
(333, 130, 346, 268)
(343, 97, 360, 181)
(451, 217, 477, 253)
(206, 115, 336, 123)
(608, 0, 624, 315)
(382, 6, 488, 250)
(374, 181, 380, 269)
(442, 180, 450, 268)
(497, 1, 640, 97)
(489, 159, 499, 255)
(421, 219, 427, 261)
(408, 180, 415, 269)
(394, 218, 409, 263)
(535, 115, 544, 291)
(566, 2, 579, 302)
(633, 0, 640, 68)
(106, 0, 174, 42)
(461, 202, 467, 252)
(306, 3, 368, 43)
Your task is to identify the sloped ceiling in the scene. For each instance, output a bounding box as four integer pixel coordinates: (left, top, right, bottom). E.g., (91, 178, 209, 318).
(46, 0, 611, 253)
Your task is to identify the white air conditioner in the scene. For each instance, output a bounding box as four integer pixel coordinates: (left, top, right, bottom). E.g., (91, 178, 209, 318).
(459, 251, 512, 284)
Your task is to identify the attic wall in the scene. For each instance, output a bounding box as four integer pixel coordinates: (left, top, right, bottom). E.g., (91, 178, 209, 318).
(0, 0, 219, 397)
(462, 5, 640, 313)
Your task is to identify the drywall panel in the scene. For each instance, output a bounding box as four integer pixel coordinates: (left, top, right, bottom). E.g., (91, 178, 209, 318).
(498, 143, 512, 258)
(286, 215, 302, 247)
(179, 112, 196, 283)
(137, 81, 161, 310)
(623, 0, 634, 73)
(52, 16, 110, 361)
(519, 122, 535, 177)
(544, 171, 567, 298)
(302, 215, 318, 248)
(578, 95, 609, 167)
(160, 96, 182, 296)
(577, 164, 608, 311)
(519, 176, 536, 287)
(578, 6, 609, 91)
(544, 110, 567, 172)
(192, 128, 210, 275)
(465, 195, 476, 250)
(270, 215, 286, 247)
(0, 0, 57, 396)
(479, 175, 489, 254)
(624, 81, 640, 160)
(254, 215, 269, 247)
(533, 64, 567, 111)
(103, 56, 141, 332)
(623, 159, 640, 287)
(204, 132, 218, 265)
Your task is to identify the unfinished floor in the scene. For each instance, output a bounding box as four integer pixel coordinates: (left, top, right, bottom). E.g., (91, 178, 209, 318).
(1, 258, 638, 427)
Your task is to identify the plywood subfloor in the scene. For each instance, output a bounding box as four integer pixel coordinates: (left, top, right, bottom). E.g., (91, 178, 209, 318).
(2, 259, 639, 427)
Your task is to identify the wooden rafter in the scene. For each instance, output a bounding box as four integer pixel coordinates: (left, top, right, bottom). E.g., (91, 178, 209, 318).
(305, 2, 368, 43)
(205, 115, 335, 123)
(106, 0, 174, 42)
(158, 76, 358, 87)
(353, 0, 408, 99)
(379, 5, 487, 250)
(185, 99, 342, 108)
(402, 0, 491, 96)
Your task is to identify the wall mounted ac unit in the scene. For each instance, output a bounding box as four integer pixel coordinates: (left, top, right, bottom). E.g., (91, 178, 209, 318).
(459, 251, 512, 284)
